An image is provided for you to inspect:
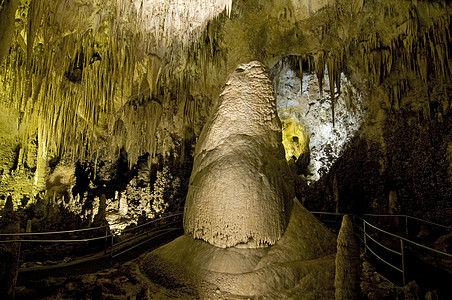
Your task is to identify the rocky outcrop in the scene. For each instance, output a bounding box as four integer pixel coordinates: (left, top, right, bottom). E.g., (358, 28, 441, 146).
(183, 61, 294, 248)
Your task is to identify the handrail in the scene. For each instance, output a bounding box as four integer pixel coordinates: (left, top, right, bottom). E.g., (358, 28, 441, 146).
(0, 235, 109, 243)
(311, 212, 451, 231)
(362, 214, 452, 231)
(11, 212, 183, 274)
(113, 219, 182, 247)
(111, 227, 179, 259)
(7, 209, 450, 287)
(406, 215, 452, 231)
(364, 232, 402, 256)
(310, 211, 452, 286)
(120, 212, 183, 234)
(364, 243, 403, 273)
(0, 224, 109, 237)
(356, 216, 452, 258)
(0, 212, 183, 240)
(310, 211, 346, 216)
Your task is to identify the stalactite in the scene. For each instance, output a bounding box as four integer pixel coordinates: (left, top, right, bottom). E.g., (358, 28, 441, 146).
(348, 5, 452, 111)
(351, 0, 364, 15)
(2, 0, 452, 174)
(327, 53, 338, 128)
(314, 50, 325, 96)
(0, 0, 232, 168)
(298, 56, 303, 92)
(34, 124, 48, 191)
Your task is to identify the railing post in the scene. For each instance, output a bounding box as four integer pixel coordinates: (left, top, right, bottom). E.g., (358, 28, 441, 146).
(400, 239, 406, 286)
(110, 233, 114, 264)
(405, 216, 408, 235)
(16, 240, 21, 270)
(363, 219, 367, 254)
(14, 241, 21, 292)
(104, 226, 108, 254)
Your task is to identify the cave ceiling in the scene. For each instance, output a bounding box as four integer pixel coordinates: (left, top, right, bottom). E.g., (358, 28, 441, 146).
(0, 0, 451, 170)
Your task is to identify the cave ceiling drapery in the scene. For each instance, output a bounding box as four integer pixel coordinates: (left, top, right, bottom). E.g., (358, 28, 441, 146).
(0, 0, 233, 164)
(0, 0, 451, 183)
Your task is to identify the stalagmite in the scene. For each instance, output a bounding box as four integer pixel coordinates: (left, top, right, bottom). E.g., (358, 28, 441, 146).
(149, 58, 338, 292)
(183, 61, 294, 248)
(0, 195, 20, 299)
(335, 215, 360, 300)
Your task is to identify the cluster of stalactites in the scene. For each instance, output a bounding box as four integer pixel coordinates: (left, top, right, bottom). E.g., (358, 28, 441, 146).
(0, 0, 231, 166)
(300, 2, 452, 124)
(137, 0, 232, 52)
(291, 50, 344, 128)
(352, 8, 451, 110)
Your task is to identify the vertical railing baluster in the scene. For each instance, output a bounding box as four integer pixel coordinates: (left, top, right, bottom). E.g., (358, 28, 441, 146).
(15, 240, 22, 291)
(110, 233, 114, 264)
(363, 219, 367, 254)
(400, 239, 406, 286)
(405, 216, 408, 235)
(104, 226, 108, 254)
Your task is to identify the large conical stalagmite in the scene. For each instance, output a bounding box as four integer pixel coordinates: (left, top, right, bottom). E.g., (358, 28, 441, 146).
(149, 62, 337, 297)
(183, 61, 294, 248)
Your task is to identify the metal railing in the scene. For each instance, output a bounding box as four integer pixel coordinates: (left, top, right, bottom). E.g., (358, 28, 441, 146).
(109, 212, 183, 259)
(310, 212, 452, 286)
(0, 212, 183, 270)
(1, 209, 450, 287)
(361, 213, 452, 236)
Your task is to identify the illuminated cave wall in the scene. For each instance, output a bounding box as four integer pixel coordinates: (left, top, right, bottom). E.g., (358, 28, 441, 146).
(272, 57, 364, 183)
(0, 0, 451, 226)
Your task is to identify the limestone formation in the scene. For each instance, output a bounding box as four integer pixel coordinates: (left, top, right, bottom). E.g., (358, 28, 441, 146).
(1, 0, 452, 296)
(183, 61, 294, 248)
(0, 195, 20, 299)
(335, 215, 360, 299)
(93, 193, 108, 227)
(1, 1, 452, 216)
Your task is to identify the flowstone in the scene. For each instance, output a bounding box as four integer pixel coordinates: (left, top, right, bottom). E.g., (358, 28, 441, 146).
(145, 61, 337, 298)
(146, 200, 337, 298)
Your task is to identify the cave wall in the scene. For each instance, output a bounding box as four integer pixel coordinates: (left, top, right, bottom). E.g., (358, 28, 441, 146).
(303, 90, 452, 225)
(295, 1, 452, 224)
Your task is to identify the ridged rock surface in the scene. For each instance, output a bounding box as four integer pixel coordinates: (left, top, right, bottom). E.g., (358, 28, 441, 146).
(183, 61, 294, 248)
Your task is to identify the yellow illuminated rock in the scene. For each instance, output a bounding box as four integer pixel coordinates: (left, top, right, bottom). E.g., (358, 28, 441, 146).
(281, 115, 310, 162)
